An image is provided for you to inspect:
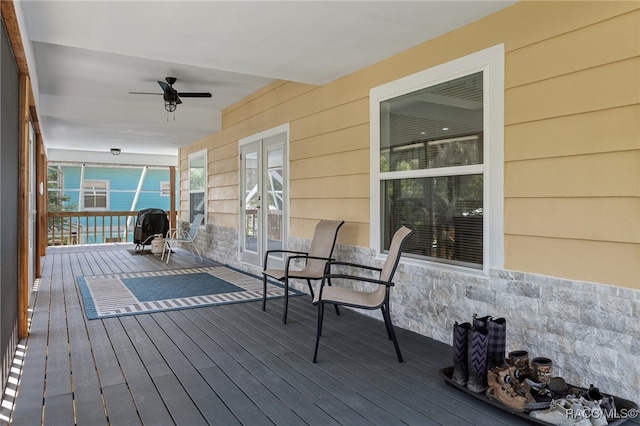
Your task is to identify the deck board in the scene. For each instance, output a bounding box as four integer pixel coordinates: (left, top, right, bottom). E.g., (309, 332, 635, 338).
(7, 243, 602, 425)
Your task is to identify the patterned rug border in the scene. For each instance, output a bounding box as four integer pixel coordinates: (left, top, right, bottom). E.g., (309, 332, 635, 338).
(76, 266, 302, 320)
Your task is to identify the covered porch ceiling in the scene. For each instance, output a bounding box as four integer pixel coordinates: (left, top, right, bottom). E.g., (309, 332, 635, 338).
(14, 0, 515, 166)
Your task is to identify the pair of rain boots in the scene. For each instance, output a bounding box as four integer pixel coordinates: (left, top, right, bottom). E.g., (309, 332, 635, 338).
(452, 315, 507, 393)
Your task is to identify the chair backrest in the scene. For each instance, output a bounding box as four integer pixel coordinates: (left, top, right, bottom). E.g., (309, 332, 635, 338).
(185, 214, 205, 241)
(304, 220, 345, 276)
(380, 226, 414, 283)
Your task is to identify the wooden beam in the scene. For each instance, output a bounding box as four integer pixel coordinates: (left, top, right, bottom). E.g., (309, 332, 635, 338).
(1, 1, 29, 76)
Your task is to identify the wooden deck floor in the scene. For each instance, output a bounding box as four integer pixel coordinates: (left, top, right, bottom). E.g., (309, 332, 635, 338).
(4, 244, 554, 425)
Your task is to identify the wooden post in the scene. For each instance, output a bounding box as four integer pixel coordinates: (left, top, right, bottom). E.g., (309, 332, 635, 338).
(18, 75, 30, 339)
(35, 132, 46, 270)
(169, 166, 176, 229)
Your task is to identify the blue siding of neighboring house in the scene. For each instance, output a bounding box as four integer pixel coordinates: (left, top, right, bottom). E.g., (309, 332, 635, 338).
(55, 165, 177, 244)
(61, 166, 175, 211)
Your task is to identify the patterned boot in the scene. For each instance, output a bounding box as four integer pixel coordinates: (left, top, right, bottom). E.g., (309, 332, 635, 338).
(452, 322, 471, 386)
(467, 324, 489, 393)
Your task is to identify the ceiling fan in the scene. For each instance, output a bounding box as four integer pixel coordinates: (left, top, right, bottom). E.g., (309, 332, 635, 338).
(130, 77, 212, 112)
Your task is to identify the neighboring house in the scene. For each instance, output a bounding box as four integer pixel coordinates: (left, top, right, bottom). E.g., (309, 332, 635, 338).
(178, 2, 640, 400)
(47, 163, 177, 244)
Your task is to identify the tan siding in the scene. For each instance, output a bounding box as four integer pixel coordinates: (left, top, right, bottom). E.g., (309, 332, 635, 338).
(292, 98, 369, 141)
(506, 10, 640, 88)
(506, 58, 640, 125)
(211, 212, 236, 229)
(290, 198, 369, 223)
(210, 156, 238, 176)
(505, 151, 640, 198)
(290, 174, 369, 199)
(223, 81, 317, 128)
(209, 170, 238, 188)
(505, 198, 640, 244)
(501, 2, 640, 288)
(209, 185, 237, 201)
(506, 235, 640, 289)
(290, 124, 369, 161)
(505, 105, 640, 162)
(291, 149, 369, 180)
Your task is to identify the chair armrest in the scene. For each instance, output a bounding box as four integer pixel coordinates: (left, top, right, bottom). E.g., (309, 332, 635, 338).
(325, 260, 383, 273)
(284, 254, 335, 273)
(262, 249, 309, 270)
(323, 273, 393, 287)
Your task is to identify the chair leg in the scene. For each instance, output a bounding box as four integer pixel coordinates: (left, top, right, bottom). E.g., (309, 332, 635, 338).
(326, 277, 340, 316)
(381, 305, 403, 363)
(313, 303, 325, 363)
(190, 242, 203, 262)
(262, 275, 268, 311)
(164, 241, 172, 264)
(282, 278, 289, 324)
(306, 279, 314, 299)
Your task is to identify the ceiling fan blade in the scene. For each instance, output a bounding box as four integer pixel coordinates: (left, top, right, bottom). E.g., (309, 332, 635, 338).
(177, 92, 212, 98)
(129, 92, 162, 95)
(176, 97, 183, 105)
(158, 81, 171, 92)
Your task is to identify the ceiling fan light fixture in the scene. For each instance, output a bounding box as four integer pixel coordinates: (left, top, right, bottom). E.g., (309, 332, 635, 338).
(164, 99, 177, 112)
(110, 148, 121, 155)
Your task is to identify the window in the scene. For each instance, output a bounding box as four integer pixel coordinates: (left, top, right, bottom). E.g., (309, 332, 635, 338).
(83, 180, 109, 210)
(189, 150, 206, 222)
(160, 181, 170, 197)
(370, 45, 504, 271)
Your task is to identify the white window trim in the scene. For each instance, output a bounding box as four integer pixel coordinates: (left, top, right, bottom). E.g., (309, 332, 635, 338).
(188, 149, 207, 222)
(369, 44, 504, 275)
(82, 179, 110, 211)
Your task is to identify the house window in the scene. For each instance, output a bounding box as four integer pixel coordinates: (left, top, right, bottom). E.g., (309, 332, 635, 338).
(370, 45, 504, 271)
(160, 181, 170, 197)
(189, 150, 206, 223)
(83, 180, 109, 210)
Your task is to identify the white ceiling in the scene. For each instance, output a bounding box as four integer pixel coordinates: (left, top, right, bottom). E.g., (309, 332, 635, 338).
(15, 0, 515, 166)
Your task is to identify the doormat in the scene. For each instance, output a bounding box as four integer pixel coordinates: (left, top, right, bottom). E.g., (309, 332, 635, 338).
(76, 266, 301, 319)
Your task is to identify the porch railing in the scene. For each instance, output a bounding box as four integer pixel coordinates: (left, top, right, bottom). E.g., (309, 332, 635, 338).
(47, 210, 175, 246)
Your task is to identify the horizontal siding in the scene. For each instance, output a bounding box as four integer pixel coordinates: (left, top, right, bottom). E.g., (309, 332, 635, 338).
(290, 149, 369, 180)
(505, 105, 640, 161)
(503, 2, 640, 288)
(289, 123, 368, 161)
(290, 174, 369, 199)
(223, 81, 317, 129)
(290, 198, 369, 223)
(291, 98, 368, 141)
(505, 198, 640, 244)
(506, 10, 640, 89)
(506, 235, 640, 289)
(505, 58, 640, 125)
(505, 151, 640, 198)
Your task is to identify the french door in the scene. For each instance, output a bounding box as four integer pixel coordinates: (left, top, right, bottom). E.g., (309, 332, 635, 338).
(240, 128, 288, 268)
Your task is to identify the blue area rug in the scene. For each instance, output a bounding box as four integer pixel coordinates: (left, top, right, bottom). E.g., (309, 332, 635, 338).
(76, 266, 301, 320)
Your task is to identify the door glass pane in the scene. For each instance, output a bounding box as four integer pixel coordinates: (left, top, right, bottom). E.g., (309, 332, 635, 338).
(244, 151, 259, 254)
(266, 146, 283, 254)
